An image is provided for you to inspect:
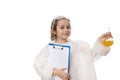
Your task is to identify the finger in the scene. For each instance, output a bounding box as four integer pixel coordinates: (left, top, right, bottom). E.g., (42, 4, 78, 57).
(109, 32, 113, 38)
(60, 68, 67, 71)
(101, 33, 107, 38)
(104, 32, 110, 37)
(63, 74, 69, 79)
(107, 32, 113, 38)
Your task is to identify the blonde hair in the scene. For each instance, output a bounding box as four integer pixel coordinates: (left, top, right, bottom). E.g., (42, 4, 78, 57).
(50, 16, 70, 41)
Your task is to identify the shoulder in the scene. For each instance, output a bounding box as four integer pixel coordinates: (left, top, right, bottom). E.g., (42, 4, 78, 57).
(68, 40, 91, 53)
(38, 43, 49, 54)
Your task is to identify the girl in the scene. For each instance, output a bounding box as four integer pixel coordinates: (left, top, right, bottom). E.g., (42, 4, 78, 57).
(34, 16, 112, 80)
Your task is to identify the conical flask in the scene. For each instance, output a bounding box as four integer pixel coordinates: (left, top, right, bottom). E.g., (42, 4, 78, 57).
(102, 27, 114, 46)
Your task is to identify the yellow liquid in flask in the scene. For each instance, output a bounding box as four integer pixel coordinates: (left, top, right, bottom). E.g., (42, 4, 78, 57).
(102, 39, 114, 46)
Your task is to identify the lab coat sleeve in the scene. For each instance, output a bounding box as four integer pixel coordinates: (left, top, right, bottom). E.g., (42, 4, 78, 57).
(33, 46, 54, 80)
(91, 39, 111, 61)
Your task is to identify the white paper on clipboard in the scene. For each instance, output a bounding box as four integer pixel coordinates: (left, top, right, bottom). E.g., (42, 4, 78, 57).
(48, 43, 70, 80)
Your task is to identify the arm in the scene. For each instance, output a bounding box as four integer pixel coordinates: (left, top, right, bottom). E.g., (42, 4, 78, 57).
(34, 46, 70, 80)
(53, 68, 70, 80)
(91, 32, 112, 61)
(33, 46, 54, 80)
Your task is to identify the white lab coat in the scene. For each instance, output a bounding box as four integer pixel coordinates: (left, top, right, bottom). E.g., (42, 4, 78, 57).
(34, 39, 110, 80)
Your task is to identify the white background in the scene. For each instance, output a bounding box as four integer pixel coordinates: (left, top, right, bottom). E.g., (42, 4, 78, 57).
(0, 0, 120, 80)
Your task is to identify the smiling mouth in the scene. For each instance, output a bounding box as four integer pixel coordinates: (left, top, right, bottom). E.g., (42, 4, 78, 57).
(63, 34, 70, 36)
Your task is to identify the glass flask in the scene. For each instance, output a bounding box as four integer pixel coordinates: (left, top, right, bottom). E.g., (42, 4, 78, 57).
(102, 38, 114, 46)
(102, 27, 114, 46)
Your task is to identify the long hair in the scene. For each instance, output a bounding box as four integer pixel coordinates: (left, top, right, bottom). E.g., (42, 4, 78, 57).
(50, 16, 70, 41)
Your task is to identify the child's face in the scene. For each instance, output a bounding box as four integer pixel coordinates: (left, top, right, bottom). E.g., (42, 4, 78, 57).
(55, 19, 71, 42)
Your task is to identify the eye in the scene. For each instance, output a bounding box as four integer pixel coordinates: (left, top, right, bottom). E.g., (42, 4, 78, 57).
(67, 26, 71, 29)
(60, 25, 64, 29)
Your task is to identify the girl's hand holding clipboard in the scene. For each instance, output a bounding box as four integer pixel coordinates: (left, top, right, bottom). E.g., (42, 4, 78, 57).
(53, 68, 70, 80)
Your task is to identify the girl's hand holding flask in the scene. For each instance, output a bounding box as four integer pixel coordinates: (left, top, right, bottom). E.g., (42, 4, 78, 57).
(99, 27, 114, 47)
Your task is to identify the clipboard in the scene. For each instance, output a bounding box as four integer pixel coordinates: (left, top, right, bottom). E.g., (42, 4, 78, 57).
(48, 43, 71, 80)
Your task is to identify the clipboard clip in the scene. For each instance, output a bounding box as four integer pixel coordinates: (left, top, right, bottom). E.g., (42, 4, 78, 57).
(53, 45, 63, 50)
